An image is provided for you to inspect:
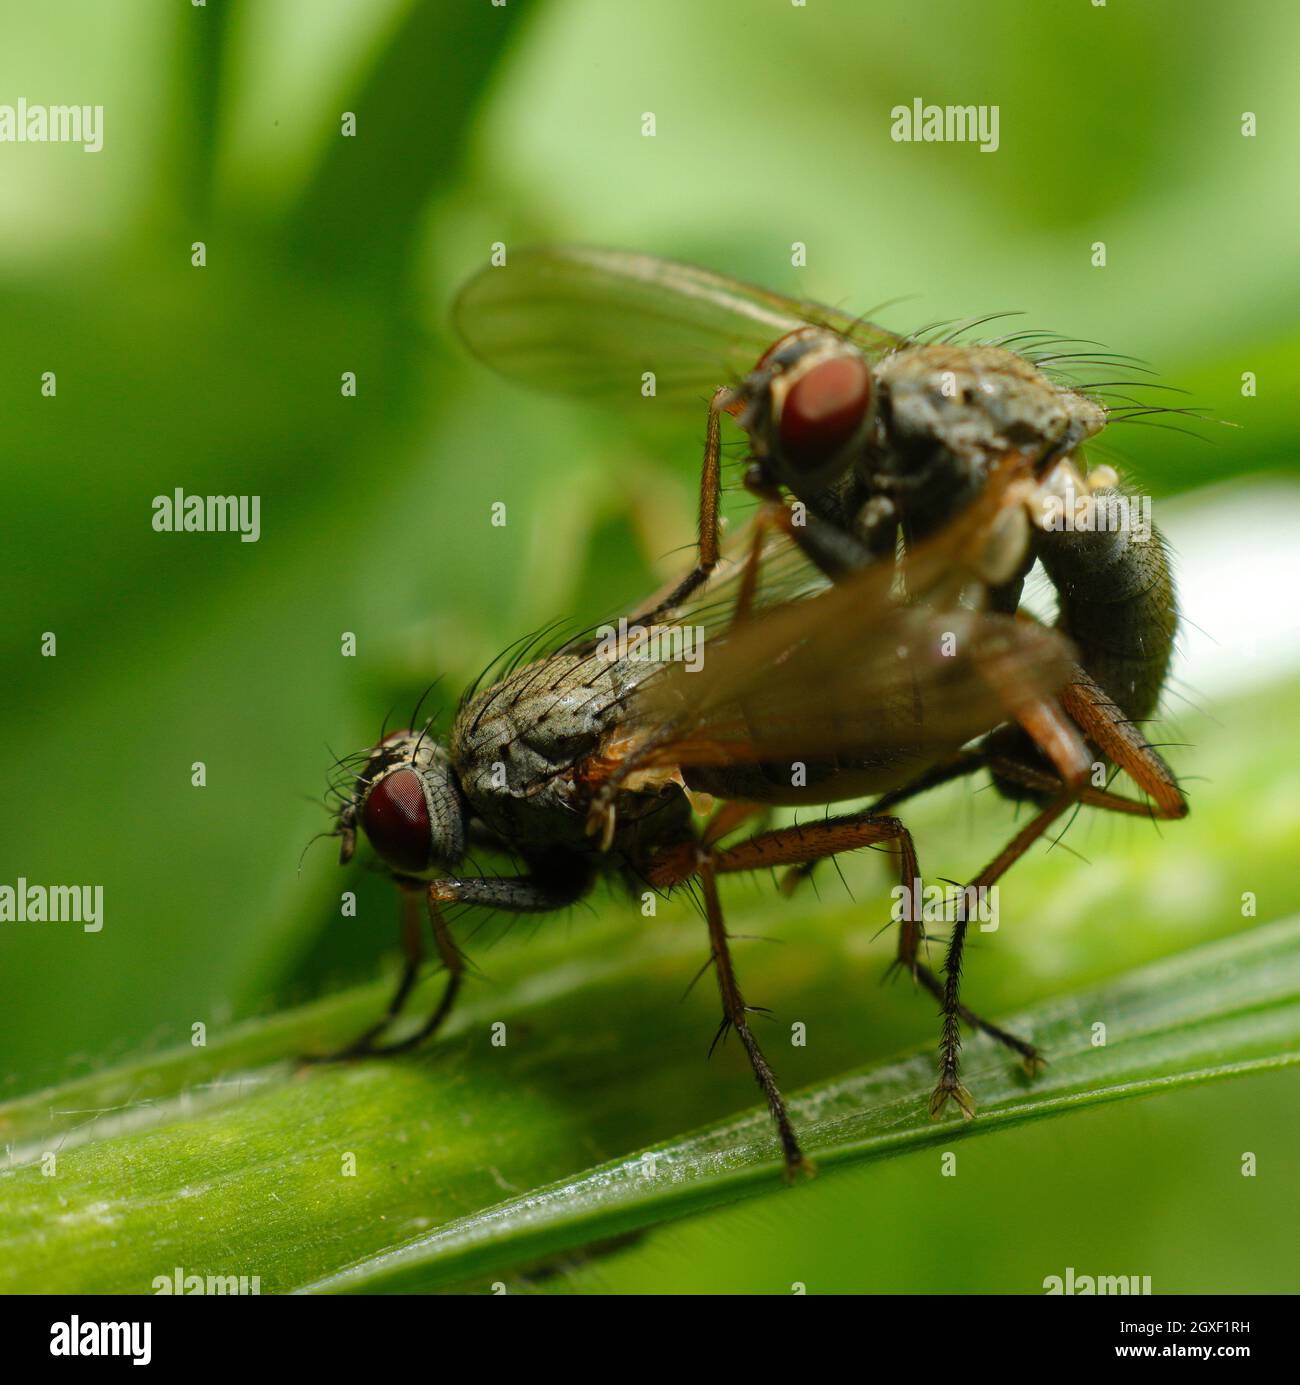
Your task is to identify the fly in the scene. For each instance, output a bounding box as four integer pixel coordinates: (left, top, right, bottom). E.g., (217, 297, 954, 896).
(317, 477, 1081, 1176)
(453, 247, 1190, 1110)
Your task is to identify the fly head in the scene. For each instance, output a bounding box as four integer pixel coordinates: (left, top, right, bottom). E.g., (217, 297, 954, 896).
(729, 327, 877, 496)
(335, 729, 467, 878)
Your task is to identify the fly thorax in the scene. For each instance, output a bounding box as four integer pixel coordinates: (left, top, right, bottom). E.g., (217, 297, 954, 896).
(450, 655, 651, 851)
(865, 344, 1106, 538)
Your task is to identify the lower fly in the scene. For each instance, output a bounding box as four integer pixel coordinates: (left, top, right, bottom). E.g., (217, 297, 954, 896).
(316, 468, 1084, 1174)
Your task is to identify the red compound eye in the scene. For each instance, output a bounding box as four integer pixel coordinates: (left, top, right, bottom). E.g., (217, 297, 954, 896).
(778, 355, 872, 472)
(362, 768, 431, 874)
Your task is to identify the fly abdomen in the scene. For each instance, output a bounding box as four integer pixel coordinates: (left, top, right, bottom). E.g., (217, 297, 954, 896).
(1033, 486, 1176, 723)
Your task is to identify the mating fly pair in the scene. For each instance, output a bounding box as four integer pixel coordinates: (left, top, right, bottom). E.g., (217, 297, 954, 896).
(319, 248, 1188, 1176)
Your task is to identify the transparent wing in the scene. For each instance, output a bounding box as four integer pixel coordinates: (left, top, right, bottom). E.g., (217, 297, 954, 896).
(452, 245, 906, 407)
(620, 454, 1073, 768)
(631, 585, 1073, 773)
(628, 445, 1037, 648)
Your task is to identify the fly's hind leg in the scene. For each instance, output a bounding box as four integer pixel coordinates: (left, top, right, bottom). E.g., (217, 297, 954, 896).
(891, 863, 1045, 1084)
(675, 794, 1060, 1119)
(917, 693, 1091, 1118)
(912, 671, 1183, 1116)
(764, 665, 1186, 1119)
(922, 792, 1079, 1118)
(1057, 666, 1188, 820)
(924, 671, 1190, 1112)
(657, 809, 1044, 1120)
(750, 776, 1050, 1087)
(925, 668, 1189, 1107)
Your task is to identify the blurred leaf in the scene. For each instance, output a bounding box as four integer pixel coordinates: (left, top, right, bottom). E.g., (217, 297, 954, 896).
(164, 0, 234, 220)
(286, 0, 538, 289)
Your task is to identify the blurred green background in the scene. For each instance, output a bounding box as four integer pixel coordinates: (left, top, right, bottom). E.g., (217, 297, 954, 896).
(1, 0, 1297, 1292)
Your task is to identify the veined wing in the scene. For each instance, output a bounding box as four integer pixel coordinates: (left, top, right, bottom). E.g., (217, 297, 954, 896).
(630, 591, 1073, 774)
(452, 245, 906, 407)
(650, 444, 1042, 645)
(621, 453, 1072, 768)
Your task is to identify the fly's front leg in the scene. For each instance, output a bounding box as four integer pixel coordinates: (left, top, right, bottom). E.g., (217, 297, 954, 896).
(624, 387, 728, 626)
(355, 890, 465, 1056)
(746, 473, 887, 583)
(718, 491, 825, 629)
(727, 502, 777, 626)
(354, 867, 595, 1055)
(312, 867, 591, 1061)
(304, 883, 426, 1062)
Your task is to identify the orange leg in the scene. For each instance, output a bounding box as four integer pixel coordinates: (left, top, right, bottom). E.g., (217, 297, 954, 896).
(306, 883, 429, 1061)
(652, 808, 1053, 1119)
(623, 387, 729, 626)
(1058, 667, 1187, 820)
(651, 811, 927, 1173)
(701, 798, 769, 847)
(859, 666, 1186, 1116)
